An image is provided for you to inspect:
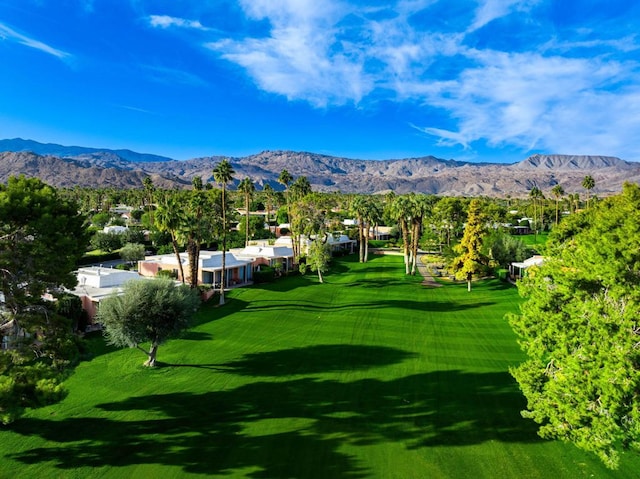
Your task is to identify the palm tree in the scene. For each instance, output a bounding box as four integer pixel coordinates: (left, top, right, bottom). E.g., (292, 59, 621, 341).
(551, 184, 565, 226)
(212, 159, 235, 305)
(351, 195, 372, 263)
(409, 194, 434, 275)
(262, 183, 276, 236)
(582, 175, 595, 208)
(184, 177, 207, 289)
(238, 177, 255, 247)
(155, 195, 186, 284)
(142, 176, 155, 226)
(529, 186, 543, 236)
(386, 194, 413, 274)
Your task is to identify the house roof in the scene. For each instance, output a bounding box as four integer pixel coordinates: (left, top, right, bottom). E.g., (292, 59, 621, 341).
(237, 245, 294, 259)
(511, 255, 545, 269)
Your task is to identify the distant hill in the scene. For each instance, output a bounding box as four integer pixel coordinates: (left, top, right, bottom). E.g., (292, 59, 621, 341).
(1, 139, 639, 196)
(0, 138, 173, 163)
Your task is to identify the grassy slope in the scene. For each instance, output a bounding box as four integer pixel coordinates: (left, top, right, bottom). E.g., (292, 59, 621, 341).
(1, 255, 638, 478)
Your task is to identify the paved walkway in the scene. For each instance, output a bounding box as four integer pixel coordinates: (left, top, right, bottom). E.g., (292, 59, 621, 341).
(416, 254, 442, 288)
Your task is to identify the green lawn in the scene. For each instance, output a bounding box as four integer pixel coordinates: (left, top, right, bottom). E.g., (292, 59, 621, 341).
(1, 254, 638, 478)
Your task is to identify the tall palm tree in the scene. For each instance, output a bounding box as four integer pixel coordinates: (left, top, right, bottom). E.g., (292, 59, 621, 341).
(387, 194, 412, 274)
(582, 175, 595, 208)
(212, 159, 235, 305)
(262, 183, 276, 236)
(529, 186, 543, 236)
(142, 176, 155, 227)
(278, 169, 296, 261)
(155, 195, 186, 284)
(351, 195, 370, 263)
(551, 184, 565, 226)
(238, 177, 255, 247)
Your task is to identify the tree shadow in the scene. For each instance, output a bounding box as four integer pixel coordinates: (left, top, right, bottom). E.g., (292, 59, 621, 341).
(178, 330, 213, 341)
(218, 344, 419, 376)
(8, 369, 539, 477)
(242, 298, 495, 314)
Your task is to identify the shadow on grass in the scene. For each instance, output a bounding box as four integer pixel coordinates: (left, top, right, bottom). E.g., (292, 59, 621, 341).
(243, 298, 495, 314)
(8, 369, 539, 477)
(218, 344, 418, 376)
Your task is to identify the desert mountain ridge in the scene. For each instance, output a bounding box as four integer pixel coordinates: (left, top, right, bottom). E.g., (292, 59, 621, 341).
(0, 138, 638, 196)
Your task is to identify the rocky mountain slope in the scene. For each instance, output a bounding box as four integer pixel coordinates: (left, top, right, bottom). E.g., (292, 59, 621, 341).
(1, 139, 639, 196)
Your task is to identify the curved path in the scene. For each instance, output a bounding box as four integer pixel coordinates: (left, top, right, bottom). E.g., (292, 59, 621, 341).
(416, 253, 442, 288)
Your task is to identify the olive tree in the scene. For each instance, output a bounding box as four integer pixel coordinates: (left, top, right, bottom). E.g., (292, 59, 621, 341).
(98, 279, 200, 367)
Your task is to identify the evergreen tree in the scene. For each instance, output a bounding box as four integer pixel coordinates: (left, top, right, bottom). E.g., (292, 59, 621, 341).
(509, 183, 640, 469)
(452, 199, 487, 291)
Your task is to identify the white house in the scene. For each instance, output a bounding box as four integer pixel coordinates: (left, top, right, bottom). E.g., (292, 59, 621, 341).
(509, 255, 545, 280)
(70, 266, 145, 323)
(138, 251, 253, 287)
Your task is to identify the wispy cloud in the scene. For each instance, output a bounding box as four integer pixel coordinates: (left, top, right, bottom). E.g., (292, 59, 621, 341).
(415, 49, 640, 157)
(143, 64, 207, 87)
(206, 0, 373, 106)
(0, 22, 70, 60)
(468, 0, 539, 32)
(171, 0, 640, 159)
(148, 15, 207, 31)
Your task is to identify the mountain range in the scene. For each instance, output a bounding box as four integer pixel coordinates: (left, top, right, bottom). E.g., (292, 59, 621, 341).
(1, 138, 639, 197)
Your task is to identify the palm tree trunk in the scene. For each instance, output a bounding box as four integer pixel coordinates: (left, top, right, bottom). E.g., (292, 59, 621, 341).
(170, 234, 185, 284)
(358, 220, 365, 262)
(401, 220, 410, 275)
(220, 186, 227, 305)
(364, 223, 370, 263)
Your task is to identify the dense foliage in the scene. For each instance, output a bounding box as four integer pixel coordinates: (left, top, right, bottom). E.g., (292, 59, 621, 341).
(509, 183, 640, 468)
(98, 278, 201, 367)
(0, 176, 90, 423)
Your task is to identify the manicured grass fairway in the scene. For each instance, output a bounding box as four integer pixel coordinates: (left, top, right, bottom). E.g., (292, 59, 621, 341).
(2, 254, 639, 478)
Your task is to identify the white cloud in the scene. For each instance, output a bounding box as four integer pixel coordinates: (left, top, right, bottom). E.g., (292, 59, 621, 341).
(206, 0, 374, 106)
(0, 22, 70, 60)
(468, 0, 540, 32)
(197, 0, 640, 159)
(149, 15, 207, 31)
(413, 49, 640, 159)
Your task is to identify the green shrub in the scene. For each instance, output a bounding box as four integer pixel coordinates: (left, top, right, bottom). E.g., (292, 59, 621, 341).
(254, 266, 276, 284)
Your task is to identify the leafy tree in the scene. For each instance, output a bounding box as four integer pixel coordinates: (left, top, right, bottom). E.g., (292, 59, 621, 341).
(98, 279, 200, 367)
(451, 199, 487, 291)
(508, 183, 640, 469)
(0, 176, 89, 423)
(120, 242, 145, 265)
(90, 231, 122, 253)
(0, 176, 89, 317)
(91, 211, 111, 227)
(302, 239, 331, 283)
(212, 159, 235, 305)
(433, 196, 466, 247)
(121, 227, 146, 245)
(482, 230, 531, 268)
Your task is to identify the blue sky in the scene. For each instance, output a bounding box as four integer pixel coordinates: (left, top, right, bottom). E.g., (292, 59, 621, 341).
(1, 0, 639, 163)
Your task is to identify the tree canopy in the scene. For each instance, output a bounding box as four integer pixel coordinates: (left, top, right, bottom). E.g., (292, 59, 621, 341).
(509, 183, 640, 469)
(0, 176, 89, 423)
(98, 278, 201, 367)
